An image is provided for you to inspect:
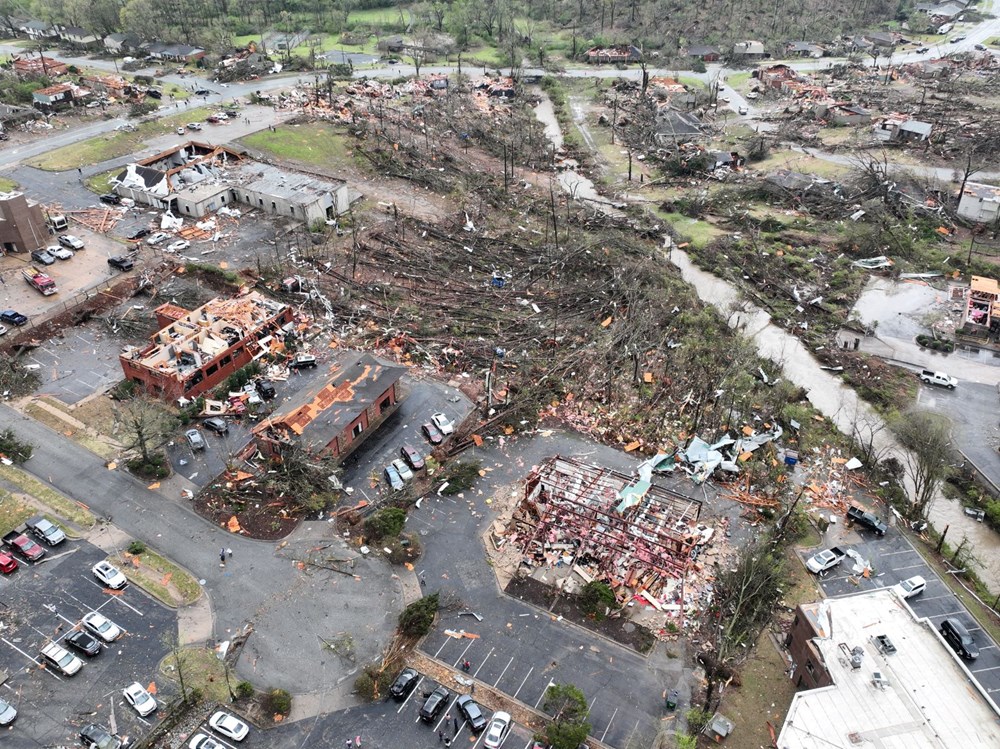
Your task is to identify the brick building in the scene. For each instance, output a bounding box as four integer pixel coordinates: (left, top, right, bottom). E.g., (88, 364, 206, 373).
(119, 292, 293, 402)
(253, 352, 406, 462)
(0, 192, 50, 254)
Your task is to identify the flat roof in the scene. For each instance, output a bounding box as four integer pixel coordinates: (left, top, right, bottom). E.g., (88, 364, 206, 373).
(232, 162, 345, 201)
(778, 589, 1000, 749)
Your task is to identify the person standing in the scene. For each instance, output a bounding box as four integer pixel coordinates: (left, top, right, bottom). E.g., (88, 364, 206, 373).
(220, 548, 226, 565)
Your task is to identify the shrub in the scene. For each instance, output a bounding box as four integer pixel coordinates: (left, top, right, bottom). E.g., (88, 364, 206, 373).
(354, 671, 376, 700)
(127, 540, 147, 555)
(439, 460, 481, 495)
(126, 452, 170, 479)
(354, 663, 396, 701)
(399, 592, 439, 637)
(264, 687, 292, 716)
(214, 362, 261, 399)
(0, 429, 33, 463)
(110, 379, 138, 400)
(385, 534, 421, 564)
(365, 507, 407, 541)
(235, 681, 254, 699)
(578, 580, 616, 620)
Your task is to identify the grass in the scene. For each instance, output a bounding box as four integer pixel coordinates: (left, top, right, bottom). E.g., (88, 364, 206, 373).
(240, 122, 363, 172)
(112, 548, 202, 607)
(725, 71, 752, 90)
(0, 177, 18, 192)
(84, 169, 118, 195)
(752, 149, 851, 178)
(159, 646, 234, 704)
(656, 210, 725, 248)
(0, 464, 96, 529)
(0, 490, 36, 535)
(26, 107, 215, 171)
(23, 400, 118, 460)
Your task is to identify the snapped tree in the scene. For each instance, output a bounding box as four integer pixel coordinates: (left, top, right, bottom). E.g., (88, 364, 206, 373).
(542, 683, 591, 749)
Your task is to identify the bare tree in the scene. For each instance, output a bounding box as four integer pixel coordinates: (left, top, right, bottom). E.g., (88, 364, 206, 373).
(115, 396, 177, 466)
(892, 410, 952, 519)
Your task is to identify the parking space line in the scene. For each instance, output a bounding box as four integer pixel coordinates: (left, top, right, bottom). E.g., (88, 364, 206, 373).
(433, 638, 451, 658)
(534, 680, 554, 709)
(892, 563, 927, 572)
(432, 695, 460, 732)
(203, 732, 238, 749)
(397, 676, 424, 714)
(512, 667, 533, 699)
(918, 594, 956, 602)
(493, 657, 514, 687)
(878, 549, 918, 556)
(106, 594, 144, 618)
(452, 640, 475, 668)
(599, 707, 619, 742)
(473, 647, 494, 678)
(971, 665, 1000, 674)
(1, 637, 57, 680)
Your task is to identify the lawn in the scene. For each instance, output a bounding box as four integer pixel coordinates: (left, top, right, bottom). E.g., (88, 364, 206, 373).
(26, 106, 215, 171)
(348, 6, 409, 26)
(240, 122, 363, 172)
(84, 169, 118, 196)
(657, 210, 725, 248)
(0, 176, 18, 192)
(0, 464, 96, 529)
(112, 547, 202, 607)
(159, 646, 235, 703)
(724, 71, 752, 90)
(753, 149, 851, 178)
(0, 490, 35, 536)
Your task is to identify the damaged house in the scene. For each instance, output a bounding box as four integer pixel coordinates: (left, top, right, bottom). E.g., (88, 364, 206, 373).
(873, 116, 933, 144)
(113, 142, 356, 222)
(958, 181, 1000, 224)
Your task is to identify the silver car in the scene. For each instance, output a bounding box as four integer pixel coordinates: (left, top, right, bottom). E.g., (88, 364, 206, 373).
(186, 429, 206, 451)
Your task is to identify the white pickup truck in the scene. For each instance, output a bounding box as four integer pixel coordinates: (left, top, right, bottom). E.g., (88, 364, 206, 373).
(806, 547, 847, 574)
(919, 370, 957, 389)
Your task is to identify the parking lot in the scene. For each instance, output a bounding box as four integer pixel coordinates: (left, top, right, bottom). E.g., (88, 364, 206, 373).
(0, 535, 175, 749)
(806, 524, 1000, 699)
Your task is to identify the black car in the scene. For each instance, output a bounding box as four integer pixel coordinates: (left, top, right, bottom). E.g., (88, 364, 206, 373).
(108, 256, 135, 271)
(256, 380, 276, 400)
(127, 227, 151, 240)
(146, 88, 162, 99)
(456, 694, 488, 733)
(419, 685, 450, 722)
(99, 193, 122, 205)
(400, 444, 425, 470)
(66, 630, 102, 657)
(0, 310, 28, 326)
(203, 417, 229, 435)
(389, 668, 419, 700)
(940, 618, 979, 659)
(31, 248, 56, 265)
(195, 88, 214, 96)
(79, 724, 124, 749)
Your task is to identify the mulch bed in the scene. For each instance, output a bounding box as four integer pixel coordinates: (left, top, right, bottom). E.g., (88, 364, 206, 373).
(505, 575, 655, 654)
(191, 487, 300, 541)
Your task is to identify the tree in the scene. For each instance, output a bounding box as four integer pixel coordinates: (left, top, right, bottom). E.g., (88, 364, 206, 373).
(115, 396, 177, 467)
(261, 442, 340, 513)
(542, 683, 591, 749)
(0, 429, 33, 464)
(365, 507, 407, 541)
(578, 580, 616, 620)
(399, 592, 439, 636)
(892, 410, 952, 519)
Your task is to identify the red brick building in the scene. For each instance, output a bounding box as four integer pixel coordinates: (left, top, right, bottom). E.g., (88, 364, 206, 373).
(784, 602, 835, 690)
(120, 292, 293, 402)
(253, 352, 406, 462)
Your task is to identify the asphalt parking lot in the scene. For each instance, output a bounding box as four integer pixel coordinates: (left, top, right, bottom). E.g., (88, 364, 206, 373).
(806, 525, 1000, 699)
(0, 535, 174, 749)
(179, 708, 266, 749)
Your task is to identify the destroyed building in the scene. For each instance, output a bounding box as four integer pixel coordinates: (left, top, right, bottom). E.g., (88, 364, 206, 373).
(958, 181, 1000, 224)
(510, 456, 702, 606)
(0, 191, 51, 254)
(252, 352, 406, 462)
(873, 116, 933, 144)
(113, 142, 356, 222)
(120, 292, 294, 402)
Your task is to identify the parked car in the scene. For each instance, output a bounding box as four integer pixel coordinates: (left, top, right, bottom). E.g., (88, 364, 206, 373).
(422, 422, 443, 445)
(79, 724, 124, 749)
(975, 43, 987, 51)
(82, 611, 122, 642)
(0, 310, 28, 326)
(255, 380, 276, 400)
(389, 667, 419, 700)
(176, 127, 185, 135)
(431, 412, 455, 435)
(384, 464, 405, 491)
(738, 105, 748, 115)
(99, 193, 122, 205)
(188, 735, 223, 749)
(59, 235, 85, 250)
(31, 248, 56, 265)
(483, 711, 512, 748)
(108, 255, 135, 271)
(203, 417, 229, 435)
(894, 575, 926, 600)
(456, 694, 488, 733)
(92, 560, 128, 589)
(165, 240, 190, 252)
(400, 444, 425, 470)
(186, 428, 206, 451)
(391, 458, 413, 482)
(0, 551, 17, 574)
(127, 227, 151, 240)
(49, 245, 74, 260)
(66, 629, 102, 656)
(41, 641, 84, 676)
(187, 122, 203, 131)
(288, 353, 317, 369)
(123, 682, 157, 717)
(940, 618, 979, 659)
(208, 711, 249, 741)
(26, 516, 66, 545)
(0, 697, 16, 725)
(419, 686, 450, 722)
(916, 46, 929, 53)
(146, 232, 170, 246)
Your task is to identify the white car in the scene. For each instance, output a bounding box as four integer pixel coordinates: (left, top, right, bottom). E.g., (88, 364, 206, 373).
(146, 232, 170, 246)
(48, 245, 74, 260)
(391, 459, 413, 482)
(431, 411, 454, 435)
(189, 734, 223, 749)
(209, 711, 249, 742)
(0, 325, 7, 336)
(165, 240, 190, 253)
(82, 611, 123, 642)
(93, 560, 128, 589)
(187, 122, 203, 131)
(894, 575, 926, 600)
(123, 682, 157, 717)
(483, 711, 511, 749)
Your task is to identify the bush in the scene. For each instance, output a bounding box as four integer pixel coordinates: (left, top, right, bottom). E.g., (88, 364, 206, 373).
(128, 101, 157, 118)
(110, 379, 138, 400)
(578, 580, 616, 620)
(365, 507, 407, 541)
(399, 592, 439, 637)
(0, 429, 33, 463)
(235, 681, 254, 699)
(384, 534, 422, 564)
(126, 452, 170, 479)
(353, 671, 376, 699)
(354, 663, 396, 701)
(264, 687, 292, 716)
(439, 460, 482, 495)
(127, 540, 147, 555)
(214, 362, 262, 399)
(691, 59, 707, 73)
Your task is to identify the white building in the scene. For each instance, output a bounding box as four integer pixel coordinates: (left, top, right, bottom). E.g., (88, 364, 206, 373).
(958, 181, 1000, 224)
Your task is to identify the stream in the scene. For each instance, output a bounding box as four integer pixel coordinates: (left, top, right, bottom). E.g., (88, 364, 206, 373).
(532, 91, 1000, 591)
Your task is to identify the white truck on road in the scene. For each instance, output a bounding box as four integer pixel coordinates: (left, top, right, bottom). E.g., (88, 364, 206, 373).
(919, 370, 957, 389)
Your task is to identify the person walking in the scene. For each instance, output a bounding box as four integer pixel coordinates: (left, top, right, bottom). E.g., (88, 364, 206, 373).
(220, 548, 226, 565)
(453, 716, 459, 734)
(438, 731, 444, 743)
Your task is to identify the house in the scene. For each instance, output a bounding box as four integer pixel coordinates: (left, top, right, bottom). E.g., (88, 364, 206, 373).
(654, 109, 704, 145)
(144, 42, 171, 58)
(765, 169, 839, 198)
(757, 63, 798, 89)
(376, 35, 405, 54)
(863, 31, 899, 48)
(58, 25, 100, 49)
(159, 44, 206, 63)
(120, 293, 294, 402)
(81, 74, 130, 98)
(684, 44, 721, 61)
(583, 45, 642, 64)
(0, 192, 50, 254)
(779, 590, 1000, 748)
(252, 352, 407, 462)
(785, 41, 826, 58)
(103, 33, 142, 54)
(0, 102, 37, 129)
(706, 151, 745, 171)
(958, 182, 1000, 224)
(262, 29, 310, 52)
(12, 54, 68, 79)
(16, 19, 56, 41)
(965, 276, 1000, 328)
(732, 40, 765, 57)
(813, 101, 871, 125)
(32, 83, 88, 110)
(874, 115, 933, 143)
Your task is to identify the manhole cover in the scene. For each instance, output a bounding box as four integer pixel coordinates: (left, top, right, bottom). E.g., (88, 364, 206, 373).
(623, 622, 635, 633)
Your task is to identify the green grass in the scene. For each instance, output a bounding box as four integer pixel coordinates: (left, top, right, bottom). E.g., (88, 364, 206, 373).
(0, 465, 96, 529)
(112, 548, 202, 607)
(752, 149, 851, 178)
(159, 647, 235, 703)
(0, 490, 35, 536)
(725, 71, 752, 89)
(84, 169, 118, 196)
(656, 210, 724, 248)
(348, 6, 408, 25)
(240, 122, 363, 171)
(26, 107, 215, 171)
(22, 402, 118, 459)
(0, 176, 18, 192)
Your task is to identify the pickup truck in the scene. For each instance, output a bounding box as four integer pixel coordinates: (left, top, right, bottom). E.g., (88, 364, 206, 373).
(21, 266, 58, 295)
(2, 529, 46, 561)
(846, 505, 888, 536)
(919, 370, 957, 389)
(806, 547, 847, 573)
(26, 516, 66, 546)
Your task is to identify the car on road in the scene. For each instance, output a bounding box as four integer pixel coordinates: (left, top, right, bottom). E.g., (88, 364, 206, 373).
(389, 667, 419, 700)
(401, 444, 425, 470)
(975, 43, 987, 51)
(1, 310, 28, 326)
(59, 235, 85, 250)
(79, 723, 124, 749)
(100, 193, 122, 205)
(186, 428, 206, 451)
(385, 464, 405, 491)
(940, 618, 979, 659)
(203, 417, 229, 435)
(195, 88, 215, 96)
(0, 697, 16, 725)
(950, 34, 967, 43)
(288, 353, 317, 369)
(66, 629, 102, 656)
(31, 248, 56, 265)
(41, 641, 84, 675)
(0, 551, 17, 574)
(49, 245, 74, 260)
(165, 240, 191, 252)
(916, 46, 929, 53)
(431, 412, 455, 435)
(123, 682, 157, 717)
(108, 255, 135, 271)
(127, 227, 151, 240)
(483, 711, 512, 748)
(419, 685, 450, 722)
(146, 232, 170, 245)
(92, 560, 128, 589)
(255, 379, 276, 400)
(422, 422, 443, 445)
(189, 735, 223, 749)
(738, 105, 748, 115)
(894, 575, 926, 600)
(391, 458, 413, 482)
(83, 611, 123, 642)
(456, 694, 488, 733)
(0, 324, 5, 336)
(209, 711, 249, 741)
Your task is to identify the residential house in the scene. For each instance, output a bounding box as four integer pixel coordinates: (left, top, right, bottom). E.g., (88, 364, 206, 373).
(119, 293, 295, 402)
(654, 109, 704, 145)
(958, 182, 1000, 224)
(144, 42, 171, 58)
(732, 40, 765, 57)
(966, 275, 1000, 329)
(32, 83, 88, 110)
(706, 151, 744, 171)
(262, 29, 310, 52)
(376, 35, 405, 54)
(757, 63, 798, 89)
(16, 19, 56, 41)
(0, 102, 37, 129)
(765, 169, 840, 199)
(12, 54, 68, 78)
(862, 31, 899, 48)
(103, 33, 142, 54)
(684, 44, 721, 61)
(874, 115, 933, 143)
(583, 45, 642, 64)
(252, 352, 407, 462)
(160, 44, 205, 63)
(81, 74, 130, 99)
(785, 41, 826, 58)
(58, 26, 100, 49)
(813, 101, 871, 125)
(0, 192, 50, 254)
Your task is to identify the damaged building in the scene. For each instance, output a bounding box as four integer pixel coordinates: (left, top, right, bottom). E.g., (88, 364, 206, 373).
(113, 142, 356, 222)
(252, 352, 406, 461)
(120, 292, 294, 402)
(0, 191, 51, 254)
(509, 456, 703, 607)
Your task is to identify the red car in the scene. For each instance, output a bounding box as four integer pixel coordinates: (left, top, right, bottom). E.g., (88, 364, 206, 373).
(0, 551, 18, 574)
(4, 533, 45, 562)
(421, 423, 443, 445)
